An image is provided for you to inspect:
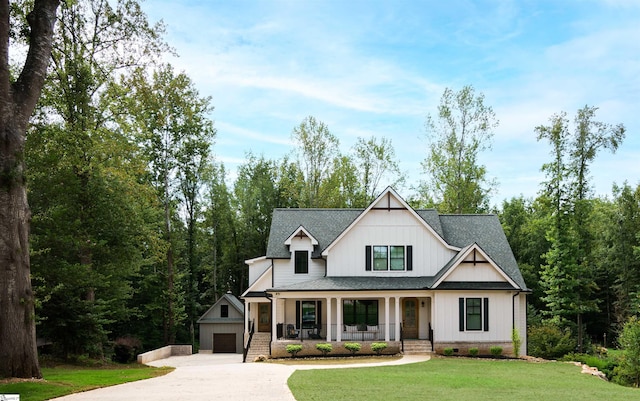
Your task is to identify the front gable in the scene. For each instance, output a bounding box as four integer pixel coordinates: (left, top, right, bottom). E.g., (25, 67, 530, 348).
(197, 293, 244, 323)
(323, 188, 459, 277)
(432, 243, 518, 289)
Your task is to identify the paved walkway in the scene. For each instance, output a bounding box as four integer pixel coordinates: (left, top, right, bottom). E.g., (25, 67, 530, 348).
(51, 353, 430, 401)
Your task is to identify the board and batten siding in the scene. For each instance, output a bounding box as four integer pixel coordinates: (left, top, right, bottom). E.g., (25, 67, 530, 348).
(433, 291, 513, 343)
(273, 236, 325, 287)
(444, 259, 506, 282)
(199, 322, 243, 353)
(327, 209, 456, 277)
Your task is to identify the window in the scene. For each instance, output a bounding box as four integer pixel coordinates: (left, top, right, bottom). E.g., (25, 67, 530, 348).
(220, 304, 229, 318)
(343, 300, 378, 326)
(295, 300, 322, 329)
(390, 246, 405, 271)
(295, 250, 308, 274)
(459, 297, 489, 331)
(373, 246, 388, 271)
(366, 245, 412, 271)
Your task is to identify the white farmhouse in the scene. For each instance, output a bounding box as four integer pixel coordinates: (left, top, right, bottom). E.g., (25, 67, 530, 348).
(242, 187, 529, 359)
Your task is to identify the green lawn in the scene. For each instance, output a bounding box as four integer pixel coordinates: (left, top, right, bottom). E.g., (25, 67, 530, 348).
(0, 365, 173, 401)
(288, 357, 640, 401)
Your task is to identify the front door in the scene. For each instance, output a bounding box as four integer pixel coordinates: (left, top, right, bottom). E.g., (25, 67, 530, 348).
(402, 298, 418, 339)
(258, 303, 271, 332)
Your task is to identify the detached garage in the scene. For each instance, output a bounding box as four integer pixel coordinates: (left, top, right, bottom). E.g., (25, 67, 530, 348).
(198, 292, 244, 353)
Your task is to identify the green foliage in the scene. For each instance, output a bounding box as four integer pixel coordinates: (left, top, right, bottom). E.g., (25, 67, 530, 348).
(528, 322, 576, 359)
(512, 328, 522, 358)
(443, 347, 454, 356)
(468, 347, 479, 357)
(316, 343, 333, 356)
(344, 342, 362, 355)
(112, 336, 143, 364)
(490, 346, 503, 357)
(618, 316, 640, 386)
(562, 353, 619, 381)
(286, 344, 303, 357)
(371, 342, 388, 355)
(420, 85, 498, 213)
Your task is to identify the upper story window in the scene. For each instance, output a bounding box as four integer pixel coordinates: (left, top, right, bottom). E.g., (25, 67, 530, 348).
(366, 245, 412, 271)
(295, 250, 309, 274)
(221, 304, 229, 318)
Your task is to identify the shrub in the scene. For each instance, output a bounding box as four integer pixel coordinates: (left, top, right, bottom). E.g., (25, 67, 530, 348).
(443, 347, 454, 356)
(371, 342, 388, 355)
(344, 342, 361, 355)
(563, 352, 619, 380)
(512, 328, 522, 358)
(528, 322, 576, 359)
(316, 343, 332, 356)
(468, 347, 479, 357)
(286, 344, 303, 357)
(112, 336, 142, 363)
(490, 346, 503, 357)
(617, 316, 640, 387)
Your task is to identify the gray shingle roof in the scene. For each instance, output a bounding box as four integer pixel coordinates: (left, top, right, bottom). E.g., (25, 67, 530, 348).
(264, 208, 528, 291)
(271, 276, 436, 291)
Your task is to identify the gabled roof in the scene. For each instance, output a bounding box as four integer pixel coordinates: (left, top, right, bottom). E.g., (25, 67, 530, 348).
(263, 189, 528, 291)
(322, 187, 456, 256)
(197, 292, 244, 323)
(285, 225, 319, 246)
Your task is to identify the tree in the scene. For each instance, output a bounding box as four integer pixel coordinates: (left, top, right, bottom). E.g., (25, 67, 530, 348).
(535, 106, 625, 352)
(352, 136, 404, 206)
(0, 0, 59, 379)
(123, 63, 214, 344)
(291, 116, 340, 208)
(420, 85, 498, 213)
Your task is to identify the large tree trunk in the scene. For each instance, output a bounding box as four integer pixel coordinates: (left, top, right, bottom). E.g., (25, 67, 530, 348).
(0, 0, 59, 379)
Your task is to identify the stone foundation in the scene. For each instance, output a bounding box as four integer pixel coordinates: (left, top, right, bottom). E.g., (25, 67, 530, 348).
(434, 341, 513, 357)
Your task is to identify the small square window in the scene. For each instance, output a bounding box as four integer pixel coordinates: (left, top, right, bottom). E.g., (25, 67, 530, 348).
(221, 304, 229, 318)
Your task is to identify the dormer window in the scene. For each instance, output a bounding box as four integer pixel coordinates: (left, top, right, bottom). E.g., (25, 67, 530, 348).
(295, 250, 309, 274)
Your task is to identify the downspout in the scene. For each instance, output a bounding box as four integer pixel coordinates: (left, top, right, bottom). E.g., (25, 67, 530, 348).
(512, 291, 521, 355)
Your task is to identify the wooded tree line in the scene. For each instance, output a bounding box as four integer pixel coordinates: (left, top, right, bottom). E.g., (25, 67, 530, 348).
(2, 0, 638, 378)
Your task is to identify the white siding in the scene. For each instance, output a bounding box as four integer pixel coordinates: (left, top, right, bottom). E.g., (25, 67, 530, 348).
(327, 209, 456, 277)
(248, 257, 271, 287)
(444, 263, 506, 282)
(273, 236, 325, 286)
(433, 291, 513, 343)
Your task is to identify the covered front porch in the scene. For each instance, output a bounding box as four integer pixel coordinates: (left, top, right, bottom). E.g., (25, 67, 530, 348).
(266, 291, 433, 343)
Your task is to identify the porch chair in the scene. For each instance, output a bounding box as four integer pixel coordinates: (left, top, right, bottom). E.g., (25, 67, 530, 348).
(286, 324, 299, 339)
(307, 324, 322, 340)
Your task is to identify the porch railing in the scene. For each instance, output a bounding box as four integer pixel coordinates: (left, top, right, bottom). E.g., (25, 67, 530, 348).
(242, 319, 255, 363)
(277, 323, 399, 341)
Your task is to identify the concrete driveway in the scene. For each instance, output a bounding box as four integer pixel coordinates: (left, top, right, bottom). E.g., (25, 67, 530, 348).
(51, 353, 430, 401)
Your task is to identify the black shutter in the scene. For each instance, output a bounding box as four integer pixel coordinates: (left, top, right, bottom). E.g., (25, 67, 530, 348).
(296, 301, 301, 329)
(483, 298, 489, 331)
(459, 298, 465, 331)
(365, 246, 372, 271)
(407, 246, 413, 271)
(317, 301, 322, 327)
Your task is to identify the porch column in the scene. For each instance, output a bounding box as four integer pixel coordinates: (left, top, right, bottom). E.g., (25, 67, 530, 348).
(336, 296, 342, 342)
(394, 296, 401, 341)
(384, 296, 390, 341)
(271, 296, 277, 341)
(244, 301, 249, 334)
(326, 297, 332, 341)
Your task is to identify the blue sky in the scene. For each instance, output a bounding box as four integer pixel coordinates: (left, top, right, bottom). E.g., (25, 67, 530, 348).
(143, 0, 639, 205)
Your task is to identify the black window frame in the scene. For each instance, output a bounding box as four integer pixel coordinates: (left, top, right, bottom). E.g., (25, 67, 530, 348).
(294, 250, 309, 274)
(459, 297, 489, 332)
(366, 245, 412, 272)
(342, 299, 379, 326)
(220, 304, 229, 318)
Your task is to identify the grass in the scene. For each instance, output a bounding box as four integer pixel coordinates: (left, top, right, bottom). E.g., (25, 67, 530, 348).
(288, 357, 640, 401)
(0, 365, 173, 401)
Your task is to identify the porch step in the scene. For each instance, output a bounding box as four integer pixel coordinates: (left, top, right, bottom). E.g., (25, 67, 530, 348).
(402, 340, 433, 355)
(245, 333, 271, 362)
